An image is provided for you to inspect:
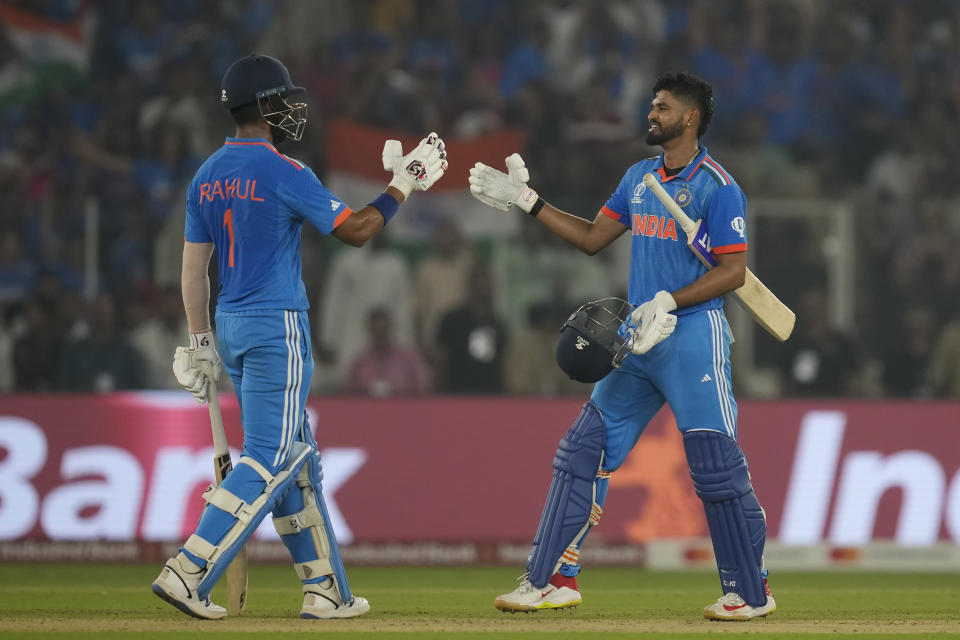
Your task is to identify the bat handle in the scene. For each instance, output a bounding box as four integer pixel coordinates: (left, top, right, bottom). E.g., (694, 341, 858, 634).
(205, 373, 229, 457)
(643, 172, 696, 233)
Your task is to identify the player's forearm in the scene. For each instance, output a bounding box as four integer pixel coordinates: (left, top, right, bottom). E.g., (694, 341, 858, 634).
(181, 241, 214, 333)
(535, 203, 608, 255)
(181, 272, 211, 333)
(670, 253, 746, 309)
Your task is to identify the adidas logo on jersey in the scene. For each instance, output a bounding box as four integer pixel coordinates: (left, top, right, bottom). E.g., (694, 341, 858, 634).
(701, 374, 712, 382)
(330, 200, 339, 210)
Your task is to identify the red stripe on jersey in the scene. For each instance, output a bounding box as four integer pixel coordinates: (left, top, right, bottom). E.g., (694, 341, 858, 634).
(687, 156, 707, 177)
(714, 243, 747, 254)
(600, 205, 624, 221)
(224, 140, 303, 171)
(704, 157, 732, 184)
(332, 206, 354, 229)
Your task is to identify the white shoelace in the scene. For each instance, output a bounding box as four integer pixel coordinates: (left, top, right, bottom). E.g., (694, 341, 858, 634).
(514, 573, 535, 594)
(717, 592, 745, 606)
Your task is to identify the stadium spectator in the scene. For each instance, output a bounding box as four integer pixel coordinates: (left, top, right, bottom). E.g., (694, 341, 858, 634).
(129, 285, 188, 390)
(55, 293, 144, 392)
(314, 230, 414, 391)
(777, 286, 863, 397)
(413, 219, 475, 366)
(504, 301, 592, 397)
(344, 306, 431, 396)
(434, 264, 507, 394)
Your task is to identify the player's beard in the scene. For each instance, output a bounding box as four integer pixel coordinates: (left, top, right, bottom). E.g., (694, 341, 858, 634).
(645, 119, 684, 146)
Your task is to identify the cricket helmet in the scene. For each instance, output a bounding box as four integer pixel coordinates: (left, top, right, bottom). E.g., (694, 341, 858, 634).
(220, 54, 307, 141)
(555, 297, 635, 383)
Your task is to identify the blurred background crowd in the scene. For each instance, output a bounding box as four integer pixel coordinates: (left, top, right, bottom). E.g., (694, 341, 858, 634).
(0, 0, 958, 399)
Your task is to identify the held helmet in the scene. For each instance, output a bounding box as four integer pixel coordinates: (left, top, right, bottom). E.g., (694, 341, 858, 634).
(555, 297, 636, 383)
(219, 54, 307, 142)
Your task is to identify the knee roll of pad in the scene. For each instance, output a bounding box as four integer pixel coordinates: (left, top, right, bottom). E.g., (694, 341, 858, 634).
(272, 448, 354, 603)
(187, 441, 312, 599)
(683, 429, 767, 607)
(527, 402, 606, 588)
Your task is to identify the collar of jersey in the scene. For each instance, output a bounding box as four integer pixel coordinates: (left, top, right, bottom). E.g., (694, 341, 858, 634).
(655, 145, 707, 183)
(224, 136, 276, 150)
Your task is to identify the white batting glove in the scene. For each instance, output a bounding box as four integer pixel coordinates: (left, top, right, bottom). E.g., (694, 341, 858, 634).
(172, 331, 222, 404)
(383, 132, 449, 198)
(468, 153, 539, 213)
(629, 290, 677, 332)
(629, 308, 678, 354)
(627, 291, 678, 355)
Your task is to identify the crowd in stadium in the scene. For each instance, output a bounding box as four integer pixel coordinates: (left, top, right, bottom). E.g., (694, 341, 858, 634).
(0, 0, 958, 398)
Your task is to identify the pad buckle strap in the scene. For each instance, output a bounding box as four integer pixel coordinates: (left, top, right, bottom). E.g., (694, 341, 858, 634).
(202, 484, 257, 523)
(273, 503, 325, 535)
(589, 503, 603, 526)
(560, 547, 580, 566)
(184, 534, 218, 561)
(238, 455, 277, 487)
(295, 558, 334, 582)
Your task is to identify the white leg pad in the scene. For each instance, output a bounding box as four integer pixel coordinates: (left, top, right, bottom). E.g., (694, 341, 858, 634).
(189, 442, 311, 594)
(273, 465, 336, 581)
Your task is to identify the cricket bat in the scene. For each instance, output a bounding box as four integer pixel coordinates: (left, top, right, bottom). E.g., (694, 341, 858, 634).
(206, 378, 248, 614)
(642, 173, 795, 341)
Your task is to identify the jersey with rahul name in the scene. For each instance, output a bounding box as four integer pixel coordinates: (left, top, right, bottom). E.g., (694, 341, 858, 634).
(601, 145, 747, 315)
(184, 137, 352, 311)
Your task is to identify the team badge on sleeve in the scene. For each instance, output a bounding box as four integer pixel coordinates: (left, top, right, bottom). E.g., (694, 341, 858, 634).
(674, 188, 692, 207)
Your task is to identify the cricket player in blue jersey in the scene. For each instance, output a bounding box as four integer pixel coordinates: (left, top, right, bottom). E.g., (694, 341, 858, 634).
(151, 54, 448, 619)
(469, 72, 775, 621)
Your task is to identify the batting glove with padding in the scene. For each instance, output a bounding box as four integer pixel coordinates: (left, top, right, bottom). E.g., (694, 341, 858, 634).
(382, 132, 449, 198)
(629, 308, 678, 355)
(628, 291, 678, 355)
(468, 153, 539, 213)
(172, 331, 222, 404)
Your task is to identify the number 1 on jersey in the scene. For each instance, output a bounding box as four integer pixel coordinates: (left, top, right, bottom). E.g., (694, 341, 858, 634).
(223, 208, 235, 267)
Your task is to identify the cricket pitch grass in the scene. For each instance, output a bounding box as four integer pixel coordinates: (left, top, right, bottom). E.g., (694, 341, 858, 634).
(1, 564, 959, 639)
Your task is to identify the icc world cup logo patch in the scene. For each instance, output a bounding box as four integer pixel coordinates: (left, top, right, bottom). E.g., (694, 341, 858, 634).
(674, 188, 692, 207)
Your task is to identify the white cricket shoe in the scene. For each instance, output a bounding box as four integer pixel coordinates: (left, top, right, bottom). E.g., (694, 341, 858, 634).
(152, 554, 227, 620)
(495, 572, 582, 612)
(703, 579, 776, 621)
(301, 579, 370, 619)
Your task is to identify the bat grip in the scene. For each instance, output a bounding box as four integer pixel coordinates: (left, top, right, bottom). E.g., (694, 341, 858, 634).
(205, 375, 229, 457)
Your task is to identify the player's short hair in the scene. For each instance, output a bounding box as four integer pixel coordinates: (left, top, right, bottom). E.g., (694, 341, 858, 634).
(230, 101, 264, 126)
(652, 72, 714, 137)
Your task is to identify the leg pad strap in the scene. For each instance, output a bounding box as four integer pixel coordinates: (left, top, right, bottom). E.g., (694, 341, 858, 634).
(194, 442, 312, 598)
(271, 445, 354, 601)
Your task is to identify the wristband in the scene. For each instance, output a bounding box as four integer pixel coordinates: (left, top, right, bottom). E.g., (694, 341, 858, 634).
(528, 197, 546, 218)
(189, 331, 214, 350)
(369, 192, 400, 225)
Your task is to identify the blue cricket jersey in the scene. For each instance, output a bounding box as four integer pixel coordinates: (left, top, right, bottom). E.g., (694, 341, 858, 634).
(601, 145, 748, 315)
(184, 137, 352, 311)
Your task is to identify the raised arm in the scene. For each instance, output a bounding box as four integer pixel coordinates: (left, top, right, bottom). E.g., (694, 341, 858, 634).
(468, 154, 626, 255)
(334, 134, 448, 247)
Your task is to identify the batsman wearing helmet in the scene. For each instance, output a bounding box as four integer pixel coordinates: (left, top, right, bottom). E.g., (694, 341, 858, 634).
(152, 54, 448, 619)
(470, 71, 775, 621)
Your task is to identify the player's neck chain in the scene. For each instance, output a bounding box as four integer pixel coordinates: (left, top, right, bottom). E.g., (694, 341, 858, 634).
(664, 147, 699, 172)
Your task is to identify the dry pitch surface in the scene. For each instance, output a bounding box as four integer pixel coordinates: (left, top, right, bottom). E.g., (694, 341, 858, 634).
(1, 564, 959, 639)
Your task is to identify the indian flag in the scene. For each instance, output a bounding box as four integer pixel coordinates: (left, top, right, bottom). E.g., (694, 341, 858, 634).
(0, 3, 94, 105)
(323, 119, 528, 239)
